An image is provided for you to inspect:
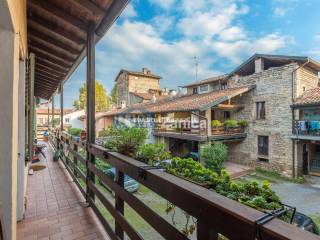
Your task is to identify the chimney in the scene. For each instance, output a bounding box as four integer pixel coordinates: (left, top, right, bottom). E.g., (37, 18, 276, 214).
(120, 100, 126, 109)
(162, 88, 169, 95)
(142, 68, 150, 74)
(169, 89, 177, 97)
(254, 58, 264, 73)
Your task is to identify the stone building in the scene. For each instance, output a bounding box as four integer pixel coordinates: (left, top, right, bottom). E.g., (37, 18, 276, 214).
(103, 54, 320, 177)
(115, 68, 163, 107)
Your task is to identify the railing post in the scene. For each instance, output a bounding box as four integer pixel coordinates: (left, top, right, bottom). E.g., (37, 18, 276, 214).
(86, 22, 96, 201)
(115, 169, 124, 240)
(60, 83, 63, 132)
(197, 221, 219, 240)
(52, 96, 55, 129)
(73, 143, 78, 177)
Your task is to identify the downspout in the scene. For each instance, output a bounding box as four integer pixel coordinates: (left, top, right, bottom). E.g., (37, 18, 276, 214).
(291, 59, 309, 178)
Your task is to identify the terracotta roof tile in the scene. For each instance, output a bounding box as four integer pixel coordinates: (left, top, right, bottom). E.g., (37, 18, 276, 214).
(294, 87, 320, 106)
(102, 85, 255, 116)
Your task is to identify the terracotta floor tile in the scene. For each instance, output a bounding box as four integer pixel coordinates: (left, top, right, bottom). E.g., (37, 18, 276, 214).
(17, 142, 110, 240)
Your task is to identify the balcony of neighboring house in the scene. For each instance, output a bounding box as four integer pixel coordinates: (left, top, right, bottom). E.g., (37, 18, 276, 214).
(153, 102, 249, 142)
(291, 88, 320, 141)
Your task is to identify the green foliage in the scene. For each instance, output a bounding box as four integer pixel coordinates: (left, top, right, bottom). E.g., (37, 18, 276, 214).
(103, 127, 148, 157)
(98, 128, 110, 137)
(211, 120, 222, 128)
(73, 80, 111, 112)
(67, 128, 82, 137)
(238, 119, 249, 128)
(224, 119, 238, 128)
(255, 167, 305, 184)
(165, 158, 282, 212)
(51, 118, 60, 126)
(95, 157, 111, 171)
(137, 143, 171, 165)
(201, 143, 228, 174)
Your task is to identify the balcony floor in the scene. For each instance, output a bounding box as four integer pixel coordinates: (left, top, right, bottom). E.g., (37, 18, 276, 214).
(17, 142, 109, 240)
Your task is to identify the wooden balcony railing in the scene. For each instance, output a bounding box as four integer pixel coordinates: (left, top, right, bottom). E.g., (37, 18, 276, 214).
(50, 131, 319, 240)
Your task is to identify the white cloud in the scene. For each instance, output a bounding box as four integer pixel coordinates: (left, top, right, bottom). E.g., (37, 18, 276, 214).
(274, 7, 288, 16)
(120, 3, 137, 18)
(211, 33, 288, 64)
(148, 0, 176, 9)
(97, 20, 218, 90)
(94, 0, 291, 91)
(315, 34, 320, 42)
(219, 26, 246, 41)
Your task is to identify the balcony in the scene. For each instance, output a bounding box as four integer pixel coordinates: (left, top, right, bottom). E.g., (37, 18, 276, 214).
(292, 120, 320, 141)
(17, 131, 318, 240)
(153, 121, 247, 142)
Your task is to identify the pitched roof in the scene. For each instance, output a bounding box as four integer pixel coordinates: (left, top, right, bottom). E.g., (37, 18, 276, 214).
(292, 88, 320, 107)
(36, 108, 73, 114)
(102, 85, 255, 116)
(228, 53, 320, 77)
(130, 92, 169, 101)
(181, 74, 228, 88)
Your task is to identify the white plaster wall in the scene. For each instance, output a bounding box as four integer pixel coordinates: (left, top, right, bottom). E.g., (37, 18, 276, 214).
(63, 110, 85, 129)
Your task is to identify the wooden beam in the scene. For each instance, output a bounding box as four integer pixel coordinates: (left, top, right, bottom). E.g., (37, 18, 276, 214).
(28, 39, 75, 62)
(69, 0, 105, 16)
(28, 0, 88, 31)
(29, 47, 73, 68)
(36, 61, 68, 74)
(34, 78, 57, 88)
(60, 84, 64, 131)
(29, 29, 80, 55)
(35, 55, 70, 72)
(36, 67, 65, 80)
(28, 18, 86, 45)
(35, 73, 60, 84)
(29, 53, 35, 163)
(96, 0, 129, 37)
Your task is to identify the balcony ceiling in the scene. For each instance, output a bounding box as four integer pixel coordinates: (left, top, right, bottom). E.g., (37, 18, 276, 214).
(27, 0, 128, 99)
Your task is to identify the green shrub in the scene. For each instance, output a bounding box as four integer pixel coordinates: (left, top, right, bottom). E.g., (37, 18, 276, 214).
(98, 128, 110, 137)
(201, 143, 228, 174)
(224, 119, 238, 128)
(67, 128, 82, 137)
(103, 127, 148, 157)
(137, 143, 171, 165)
(164, 157, 282, 212)
(238, 119, 249, 128)
(211, 120, 222, 128)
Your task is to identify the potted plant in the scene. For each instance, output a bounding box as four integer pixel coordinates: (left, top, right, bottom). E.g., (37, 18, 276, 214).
(238, 119, 249, 129)
(224, 119, 238, 133)
(211, 120, 223, 134)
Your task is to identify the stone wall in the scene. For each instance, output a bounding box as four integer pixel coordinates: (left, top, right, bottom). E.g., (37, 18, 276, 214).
(116, 72, 128, 106)
(128, 75, 160, 94)
(296, 66, 319, 98)
(227, 63, 298, 176)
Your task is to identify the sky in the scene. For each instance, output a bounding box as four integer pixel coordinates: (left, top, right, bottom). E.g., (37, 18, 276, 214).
(57, 0, 320, 108)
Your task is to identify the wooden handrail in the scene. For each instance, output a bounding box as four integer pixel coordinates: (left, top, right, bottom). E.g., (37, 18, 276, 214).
(54, 132, 320, 240)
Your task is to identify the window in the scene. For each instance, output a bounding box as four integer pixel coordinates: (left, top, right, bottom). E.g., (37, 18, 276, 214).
(220, 82, 228, 90)
(199, 84, 209, 93)
(65, 118, 70, 123)
(256, 101, 265, 120)
(258, 135, 269, 157)
(192, 87, 198, 94)
(223, 111, 231, 119)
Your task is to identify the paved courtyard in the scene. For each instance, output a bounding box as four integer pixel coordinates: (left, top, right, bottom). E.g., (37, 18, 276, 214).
(271, 176, 320, 216)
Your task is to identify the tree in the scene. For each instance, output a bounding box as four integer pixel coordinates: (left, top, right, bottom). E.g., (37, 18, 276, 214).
(110, 84, 118, 106)
(73, 80, 111, 112)
(201, 143, 228, 174)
